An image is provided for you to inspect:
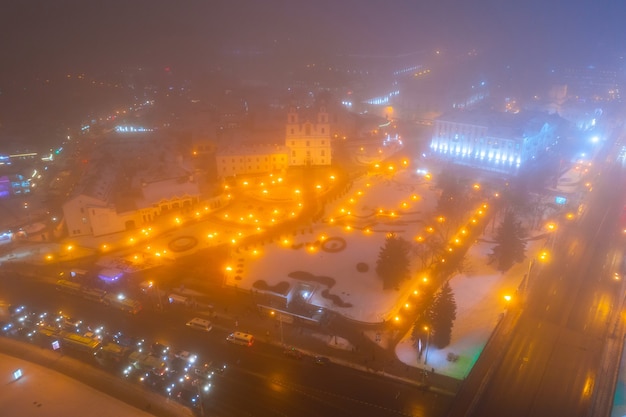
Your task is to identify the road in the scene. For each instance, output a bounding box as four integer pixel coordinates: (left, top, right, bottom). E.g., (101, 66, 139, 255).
(0, 275, 451, 417)
(449, 157, 626, 416)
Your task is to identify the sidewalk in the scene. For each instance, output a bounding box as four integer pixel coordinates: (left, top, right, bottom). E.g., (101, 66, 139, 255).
(0, 337, 193, 417)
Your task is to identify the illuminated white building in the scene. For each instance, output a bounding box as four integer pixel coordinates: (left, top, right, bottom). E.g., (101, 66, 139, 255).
(429, 110, 562, 174)
(214, 105, 333, 179)
(285, 106, 332, 166)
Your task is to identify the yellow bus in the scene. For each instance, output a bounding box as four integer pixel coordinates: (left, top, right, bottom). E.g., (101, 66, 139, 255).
(103, 293, 142, 314)
(55, 279, 82, 295)
(62, 333, 101, 353)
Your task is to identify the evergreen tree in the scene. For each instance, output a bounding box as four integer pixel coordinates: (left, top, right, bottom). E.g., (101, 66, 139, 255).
(488, 210, 527, 271)
(423, 281, 457, 349)
(436, 172, 468, 230)
(375, 233, 411, 290)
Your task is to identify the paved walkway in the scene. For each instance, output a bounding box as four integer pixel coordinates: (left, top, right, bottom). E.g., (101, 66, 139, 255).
(0, 337, 193, 417)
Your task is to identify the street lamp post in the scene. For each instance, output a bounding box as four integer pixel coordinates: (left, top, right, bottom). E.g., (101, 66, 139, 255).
(503, 295, 512, 314)
(271, 311, 284, 345)
(546, 222, 558, 251)
(522, 258, 535, 294)
(424, 326, 431, 366)
(155, 281, 164, 312)
(196, 381, 207, 417)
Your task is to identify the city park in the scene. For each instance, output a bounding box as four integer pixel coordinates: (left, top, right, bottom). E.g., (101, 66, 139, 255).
(4, 140, 580, 380)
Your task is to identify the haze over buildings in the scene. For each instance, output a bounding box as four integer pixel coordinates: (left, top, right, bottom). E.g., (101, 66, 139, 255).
(1, 1, 625, 148)
(1, 2, 626, 416)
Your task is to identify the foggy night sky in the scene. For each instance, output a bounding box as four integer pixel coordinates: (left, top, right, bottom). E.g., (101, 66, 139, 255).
(1, 0, 625, 148)
(1, 0, 625, 78)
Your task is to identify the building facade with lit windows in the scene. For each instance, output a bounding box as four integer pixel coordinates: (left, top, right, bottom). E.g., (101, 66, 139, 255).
(216, 144, 289, 178)
(213, 105, 334, 179)
(63, 175, 207, 238)
(285, 105, 332, 166)
(429, 110, 562, 174)
(63, 136, 217, 237)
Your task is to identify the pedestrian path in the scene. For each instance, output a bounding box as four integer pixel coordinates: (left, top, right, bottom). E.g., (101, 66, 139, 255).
(0, 338, 193, 417)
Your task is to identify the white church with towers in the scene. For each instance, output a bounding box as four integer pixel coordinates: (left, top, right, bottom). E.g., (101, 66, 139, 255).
(285, 105, 332, 167)
(215, 104, 332, 178)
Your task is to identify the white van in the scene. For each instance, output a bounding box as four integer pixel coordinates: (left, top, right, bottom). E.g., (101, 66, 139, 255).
(226, 332, 254, 346)
(168, 293, 189, 305)
(186, 317, 212, 332)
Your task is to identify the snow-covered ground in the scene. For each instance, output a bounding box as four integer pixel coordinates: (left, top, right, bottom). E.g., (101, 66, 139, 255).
(232, 166, 580, 379)
(232, 169, 442, 323)
(0, 163, 580, 383)
(395, 239, 542, 379)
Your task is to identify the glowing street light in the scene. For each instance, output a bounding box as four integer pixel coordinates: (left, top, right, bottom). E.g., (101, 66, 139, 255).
(423, 326, 432, 365)
(270, 311, 284, 345)
(546, 222, 557, 232)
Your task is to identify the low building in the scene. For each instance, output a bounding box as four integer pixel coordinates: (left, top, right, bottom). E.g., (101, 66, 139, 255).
(62, 133, 221, 237)
(216, 144, 289, 178)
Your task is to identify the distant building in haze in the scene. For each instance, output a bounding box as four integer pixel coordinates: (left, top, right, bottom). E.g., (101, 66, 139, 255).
(429, 109, 562, 174)
(216, 144, 289, 178)
(562, 66, 620, 102)
(62, 132, 221, 237)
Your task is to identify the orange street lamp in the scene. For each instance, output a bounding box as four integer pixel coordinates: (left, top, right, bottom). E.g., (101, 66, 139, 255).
(423, 326, 432, 365)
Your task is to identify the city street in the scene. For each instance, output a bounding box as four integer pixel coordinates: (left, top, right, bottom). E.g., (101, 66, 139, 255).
(0, 273, 453, 416)
(448, 144, 626, 416)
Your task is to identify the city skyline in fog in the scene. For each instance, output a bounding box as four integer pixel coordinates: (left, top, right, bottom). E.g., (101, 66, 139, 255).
(2, 1, 625, 77)
(1, 1, 625, 148)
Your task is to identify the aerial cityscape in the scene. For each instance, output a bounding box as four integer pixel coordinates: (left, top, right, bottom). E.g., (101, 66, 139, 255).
(1, 1, 626, 416)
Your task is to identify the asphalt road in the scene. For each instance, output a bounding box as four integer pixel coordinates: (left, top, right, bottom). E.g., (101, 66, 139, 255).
(0, 274, 452, 417)
(460, 160, 626, 416)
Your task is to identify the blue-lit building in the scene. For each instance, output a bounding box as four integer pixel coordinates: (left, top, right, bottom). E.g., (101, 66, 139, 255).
(428, 110, 563, 174)
(0, 174, 31, 198)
